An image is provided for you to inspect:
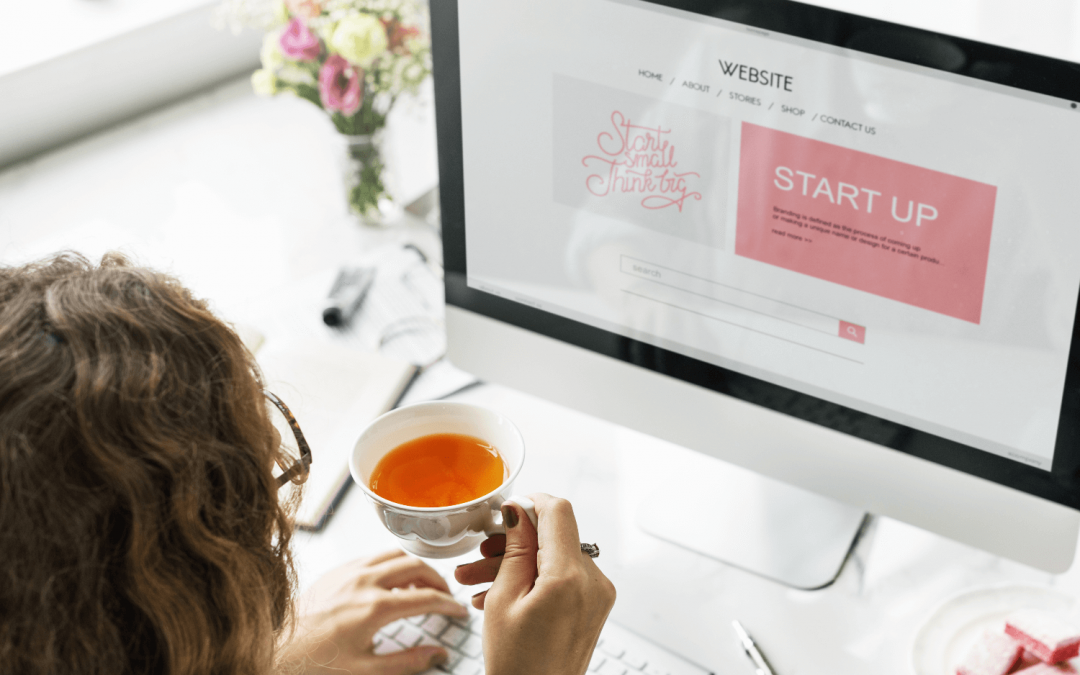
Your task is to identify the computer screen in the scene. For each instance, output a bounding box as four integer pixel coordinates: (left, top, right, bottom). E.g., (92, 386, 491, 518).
(433, 0, 1080, 571)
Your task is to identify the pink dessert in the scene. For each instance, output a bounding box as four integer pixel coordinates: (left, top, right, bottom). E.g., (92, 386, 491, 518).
(956, 630, 1023, 675)
(1014, 650, 1045, 671)
(1010, 663, 1078, 674)
(1005, 610, 1080, 664)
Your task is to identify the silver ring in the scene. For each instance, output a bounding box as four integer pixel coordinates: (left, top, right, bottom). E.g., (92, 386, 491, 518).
(580, 543, 600, 559)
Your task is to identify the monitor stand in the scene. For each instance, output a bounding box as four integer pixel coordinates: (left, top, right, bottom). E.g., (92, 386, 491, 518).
(636, 450, 869, 590)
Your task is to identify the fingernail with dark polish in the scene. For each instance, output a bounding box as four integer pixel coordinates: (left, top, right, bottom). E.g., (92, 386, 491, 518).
(429, 652, 448, 667)
(502, 504, 518, 529)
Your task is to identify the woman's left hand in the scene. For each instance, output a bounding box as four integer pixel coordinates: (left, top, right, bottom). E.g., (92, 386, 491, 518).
(279, 549, 469, 674)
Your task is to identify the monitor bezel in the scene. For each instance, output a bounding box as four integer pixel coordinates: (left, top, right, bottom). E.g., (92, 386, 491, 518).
(432, 0, 1080, 510)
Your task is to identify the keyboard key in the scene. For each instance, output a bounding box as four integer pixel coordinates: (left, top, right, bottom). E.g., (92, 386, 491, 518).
(621, 651, 647, 669)
(418, 634, 442, 648)
(437, 659, 461, 674)
(422, 615, 451, 637)
(458, 616, 484, 633)
(437, 650, 463, 672)
(467, 613, 484, 631)
(374, 638, 406, 655)
(452, 656, 482, 675)
(598, 661, 629, 675)
(450, 614, 472, 629)
(460, 634, 483, 659)
(441, 625, 470, 648)
(396, 624, 425, 647)
(600, 642, 627, 659)
(380, 620, 405, 639)
(430, 561, 710, 675)
(407, 614, 427, 625)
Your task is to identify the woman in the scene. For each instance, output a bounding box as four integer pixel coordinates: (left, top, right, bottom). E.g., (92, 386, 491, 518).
(0, 252, 615, 675)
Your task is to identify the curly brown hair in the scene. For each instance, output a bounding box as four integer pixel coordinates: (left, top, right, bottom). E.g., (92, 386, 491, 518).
(0, 253, 299, 675)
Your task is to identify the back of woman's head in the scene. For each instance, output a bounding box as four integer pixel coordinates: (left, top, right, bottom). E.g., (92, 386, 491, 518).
(0, 252, 296, 675)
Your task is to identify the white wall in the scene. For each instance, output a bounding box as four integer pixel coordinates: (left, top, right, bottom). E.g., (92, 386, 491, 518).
(0, 2, 261, 169)
(802, 0, 1080, 62)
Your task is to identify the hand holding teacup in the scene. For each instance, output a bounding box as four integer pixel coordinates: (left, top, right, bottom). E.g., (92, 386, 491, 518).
(350, 401, 598, 559)
(457, 493, 617, 674)
(349, 402, 615, 674)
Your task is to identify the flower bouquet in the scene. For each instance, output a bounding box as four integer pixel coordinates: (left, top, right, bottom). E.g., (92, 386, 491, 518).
(224, 0, 431, 223)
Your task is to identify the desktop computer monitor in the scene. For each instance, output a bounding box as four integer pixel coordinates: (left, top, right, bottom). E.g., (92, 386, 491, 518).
(431, 0, 1080, 581)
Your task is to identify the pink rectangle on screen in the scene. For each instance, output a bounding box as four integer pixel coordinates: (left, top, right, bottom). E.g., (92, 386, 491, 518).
(735, 123, 997, 323)
(839, 321, 865, 343)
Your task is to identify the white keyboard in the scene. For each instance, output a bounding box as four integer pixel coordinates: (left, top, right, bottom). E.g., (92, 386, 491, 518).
(372, 565, 714, 675)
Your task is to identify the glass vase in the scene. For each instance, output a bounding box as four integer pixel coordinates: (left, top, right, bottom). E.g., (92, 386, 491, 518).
(342, 131, 401, 226)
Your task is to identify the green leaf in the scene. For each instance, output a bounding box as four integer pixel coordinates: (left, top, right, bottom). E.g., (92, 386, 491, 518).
(294, 83, 323, 110)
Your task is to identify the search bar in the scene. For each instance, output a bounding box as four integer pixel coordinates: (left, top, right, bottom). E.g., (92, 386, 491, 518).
(620, 255, 866, 351)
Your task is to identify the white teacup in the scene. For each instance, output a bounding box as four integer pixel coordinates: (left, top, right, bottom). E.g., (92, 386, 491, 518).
(350, 401, 526, 558)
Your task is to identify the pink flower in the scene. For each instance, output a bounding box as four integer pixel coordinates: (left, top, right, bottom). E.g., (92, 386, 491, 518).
(319, 54, 362, 116)
(285, 0, 321, 20)
(280, 18, 321, 61)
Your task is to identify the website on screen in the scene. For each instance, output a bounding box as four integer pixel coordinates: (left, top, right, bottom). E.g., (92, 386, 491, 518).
(458, 0, 1080, 469)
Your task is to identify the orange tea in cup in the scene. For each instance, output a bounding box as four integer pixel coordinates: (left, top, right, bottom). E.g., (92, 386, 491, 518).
(369, 433, 507, 507)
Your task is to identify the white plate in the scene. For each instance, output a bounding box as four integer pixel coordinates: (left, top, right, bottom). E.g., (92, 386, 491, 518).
(911, 584, 1080, 675)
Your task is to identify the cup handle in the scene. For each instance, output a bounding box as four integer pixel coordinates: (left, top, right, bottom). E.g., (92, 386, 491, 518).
(483, 495, 539, 536)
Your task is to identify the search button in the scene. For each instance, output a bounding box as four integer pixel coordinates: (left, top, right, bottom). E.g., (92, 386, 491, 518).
(839, 321, 865, 344)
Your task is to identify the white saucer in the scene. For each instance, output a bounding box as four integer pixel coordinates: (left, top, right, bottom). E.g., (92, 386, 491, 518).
(399, 531, 487, 559)
(911, 584, 1080, 675)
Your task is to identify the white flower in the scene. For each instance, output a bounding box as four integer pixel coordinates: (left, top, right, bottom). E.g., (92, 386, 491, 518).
(329, 13, 389, 67)
(261, 30, 286, 68)
(251, 69, 278, 95)
(278, 64, 316, 85)
(214, 0, 283, 33)
(403, 62, 423, 82)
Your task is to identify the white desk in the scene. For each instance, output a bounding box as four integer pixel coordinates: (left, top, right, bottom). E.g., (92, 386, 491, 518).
(3, 12, 1080, 671)
(297, 379, 1080, 675)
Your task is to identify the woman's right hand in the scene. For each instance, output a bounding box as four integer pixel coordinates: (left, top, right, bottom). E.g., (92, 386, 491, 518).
(279, 550, 469, 674)
(454, 494, 616, 675)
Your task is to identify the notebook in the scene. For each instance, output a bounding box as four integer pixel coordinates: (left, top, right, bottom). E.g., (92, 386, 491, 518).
(256, 339, 418, 529)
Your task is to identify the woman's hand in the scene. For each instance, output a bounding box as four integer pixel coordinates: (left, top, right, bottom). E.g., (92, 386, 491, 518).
(455, 494, 617, 675)
(279, 549, 469, 674)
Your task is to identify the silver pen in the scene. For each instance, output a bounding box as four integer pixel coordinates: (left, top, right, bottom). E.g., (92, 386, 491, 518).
(732, 620, 777, 675)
